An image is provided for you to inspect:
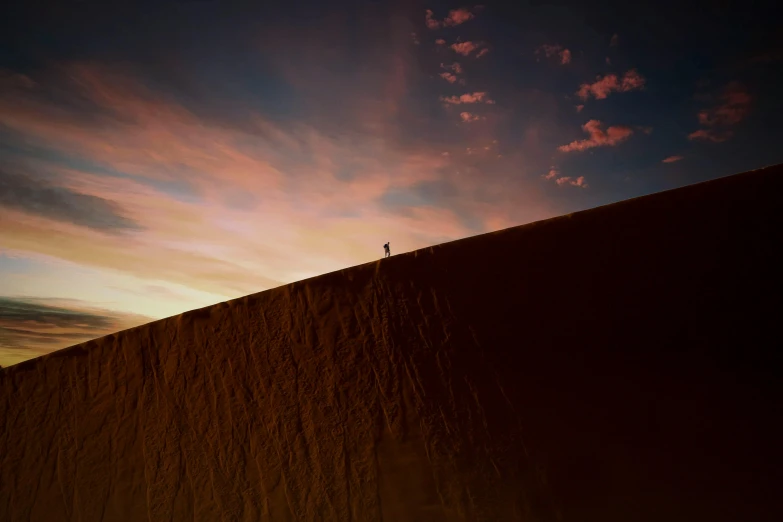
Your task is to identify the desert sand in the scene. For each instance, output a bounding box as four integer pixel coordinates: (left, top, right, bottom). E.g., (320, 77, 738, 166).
(2, 164, 782, 521)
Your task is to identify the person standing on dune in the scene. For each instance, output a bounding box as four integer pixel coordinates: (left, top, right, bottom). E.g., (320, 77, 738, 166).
(383, 242, 391, 258)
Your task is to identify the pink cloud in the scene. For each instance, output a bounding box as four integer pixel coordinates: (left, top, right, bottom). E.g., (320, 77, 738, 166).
(689, 83, 751, 143)
(451, 41, 480, 56)
(441, 62, 463, 73)
(558, 119, 633, 152)
(725, 89, 752, 105)
(697, 85, 751, 126)
(688, 129, 731, 143)
(570, 176, 588, 188)
(662, 155, 684, 163)
(440, 91, 493, 104)
(575, 83, 594, 99)
(576, 69, 646, 100)
(426, 7, 477, 30)
(476, 48, 490, 59)
(435, 38, 446, 45)
(439, 72, 458, 83)
(536, 44, 562, 58)
(460, 111, 481, 122)
(425, 9, 441, 29)
(444, 8, 475, 26)
(411, 33, 420, 45)
(542, 167, 587, 188)
(610, 34, 619, 46)
(576, 104, 584, 112)
(554, 176, 588, 188)
(536, 45, 571, 65)
(621, 69, 646, 90)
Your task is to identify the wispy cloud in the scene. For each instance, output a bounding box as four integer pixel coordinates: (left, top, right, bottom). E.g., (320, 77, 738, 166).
(558, 119, 633, 152)
(0, 169, 142, 233)
(576, 104, 584, 112)
(542, 167, 559, 180)
(436, 38, 446, 45)
(0, 70, 37, 89)
(0, 62, 555, 316)
(576, 69, 646, 100)
(662, 155, 684, 163)
(0, 296, 151, 366)
(610, 33, 619, 46)
(0, 63, 464, 296)
(441, 62, 463, 74)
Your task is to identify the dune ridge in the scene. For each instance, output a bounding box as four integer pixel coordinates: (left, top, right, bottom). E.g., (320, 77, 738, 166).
(2, 164, 782, 521)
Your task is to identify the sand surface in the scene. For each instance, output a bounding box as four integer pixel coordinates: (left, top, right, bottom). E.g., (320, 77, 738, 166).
(2, 165, 782, 521)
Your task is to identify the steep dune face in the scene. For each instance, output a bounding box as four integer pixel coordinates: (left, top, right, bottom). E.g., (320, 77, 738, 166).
(2, 165, 782, 522)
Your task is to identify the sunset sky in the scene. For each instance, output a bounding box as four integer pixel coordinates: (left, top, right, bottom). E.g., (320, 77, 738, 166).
(1, 0, 781, 366)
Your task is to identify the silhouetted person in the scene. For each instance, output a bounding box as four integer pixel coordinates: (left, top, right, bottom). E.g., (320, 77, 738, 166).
(384, 242, 390, 258)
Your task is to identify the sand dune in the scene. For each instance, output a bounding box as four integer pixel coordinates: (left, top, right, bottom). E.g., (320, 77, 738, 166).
(2, 164, 782, 521)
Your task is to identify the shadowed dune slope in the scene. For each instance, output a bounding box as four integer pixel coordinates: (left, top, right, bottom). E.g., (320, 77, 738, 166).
(2, 164, 782, 521)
